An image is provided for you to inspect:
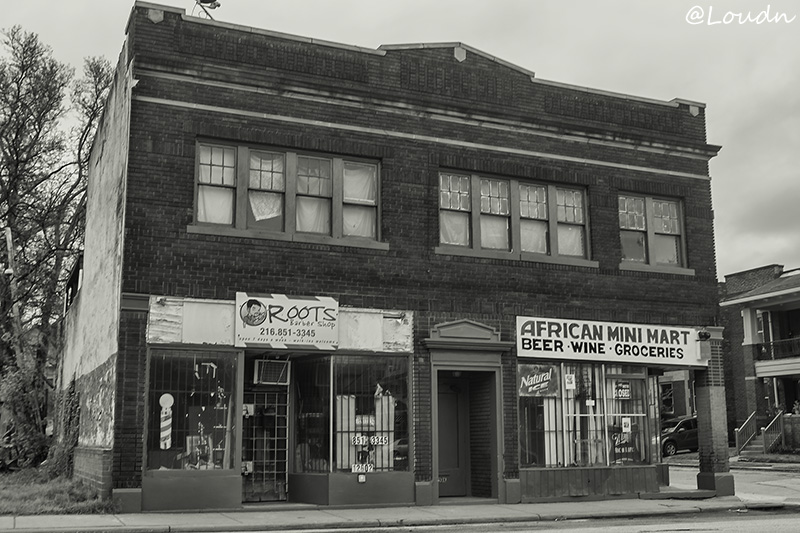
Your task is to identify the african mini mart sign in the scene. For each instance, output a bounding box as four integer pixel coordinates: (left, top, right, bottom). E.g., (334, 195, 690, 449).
(516, 316, 706, 367)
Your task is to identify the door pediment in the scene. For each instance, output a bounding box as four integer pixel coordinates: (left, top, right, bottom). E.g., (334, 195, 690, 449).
(424, 319, 513, 352)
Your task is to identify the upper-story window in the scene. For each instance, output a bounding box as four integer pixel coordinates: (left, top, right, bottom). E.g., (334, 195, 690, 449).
(192, 143, 385, 249)
(438, 172, 596, 267)
(198, 145, 237, 225)
(619, 195, 690, 274)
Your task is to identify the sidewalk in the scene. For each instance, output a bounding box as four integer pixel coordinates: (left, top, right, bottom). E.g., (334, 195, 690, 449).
(665, 449, 800, 472)
(0, 492, 796, 533)
(3, 449, 799, 533)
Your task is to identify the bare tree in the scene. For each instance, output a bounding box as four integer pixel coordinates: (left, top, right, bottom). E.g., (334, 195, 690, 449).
(0, 26, 111, 466)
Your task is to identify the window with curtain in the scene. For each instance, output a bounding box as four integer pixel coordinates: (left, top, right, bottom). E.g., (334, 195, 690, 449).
(518, 362, 655, 469)
(556, 188, 586, 257)
(439, 173, 471, 246)
(619, 194, 686, 269)
(438, 171, 592, 265)
(520, 184, 549, 254)
(146, 350, 237, 471)
(193, 142, 381, 245)
(343, 162, 378, 238)
(197, 145, 236, 225)
(296, 156, 333, 234)
(480, 178, 510, 250)
(248, 151, 285, 232)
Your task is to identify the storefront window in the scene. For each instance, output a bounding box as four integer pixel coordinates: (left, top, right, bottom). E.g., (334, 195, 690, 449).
(564, 363, 605, 466)
(294, 357, 331, 473)
(518, 363, 563, 467)
(147, 350, 237, 470)
(294, 355, 409, 473)
(605, 365, 647, 464)
(518, 362, 654, 468)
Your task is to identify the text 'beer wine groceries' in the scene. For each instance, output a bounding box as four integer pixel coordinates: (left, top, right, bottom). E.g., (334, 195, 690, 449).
(235, 293, 338, 350)
(516, 316, 707, 367)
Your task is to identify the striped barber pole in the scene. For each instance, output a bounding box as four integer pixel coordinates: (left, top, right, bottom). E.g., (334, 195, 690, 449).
(159, 394, 174, 450)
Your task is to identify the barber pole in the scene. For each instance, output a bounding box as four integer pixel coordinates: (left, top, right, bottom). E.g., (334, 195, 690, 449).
(159, 394, 174, 450)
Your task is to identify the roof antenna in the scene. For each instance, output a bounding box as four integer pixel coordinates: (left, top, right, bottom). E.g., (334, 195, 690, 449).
(194, 0, 221, 20)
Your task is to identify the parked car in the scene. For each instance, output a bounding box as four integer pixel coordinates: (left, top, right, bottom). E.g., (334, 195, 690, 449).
(661, 415, 698, 456)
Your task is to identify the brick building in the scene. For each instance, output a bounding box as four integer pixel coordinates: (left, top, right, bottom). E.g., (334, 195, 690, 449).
(58, 1, 728, 512)
(721, 265, 800, 440)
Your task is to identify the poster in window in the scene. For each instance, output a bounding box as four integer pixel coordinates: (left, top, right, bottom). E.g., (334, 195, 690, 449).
(518, 364, 560, 397)
(614, 380, 631, 400)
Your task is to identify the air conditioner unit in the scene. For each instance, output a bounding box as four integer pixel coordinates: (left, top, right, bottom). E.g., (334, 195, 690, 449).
(254, 360, 290, 385)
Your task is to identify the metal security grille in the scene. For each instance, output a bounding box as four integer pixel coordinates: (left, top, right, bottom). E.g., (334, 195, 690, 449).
(147, 350, 236, 471)
(333, 356, 407, 473)
(242, 388, 289, 502)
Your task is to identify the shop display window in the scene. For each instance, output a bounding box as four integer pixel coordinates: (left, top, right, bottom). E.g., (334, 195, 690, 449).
(518, 362, 654, 468)
(294, 355, 409, 473)
(604, 365, 648, 465)
(146, 350, 237, 471)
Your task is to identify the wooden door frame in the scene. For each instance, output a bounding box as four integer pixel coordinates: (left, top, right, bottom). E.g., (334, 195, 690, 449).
(431, 364, 502, 503)
(436, 373, 471, 497)
(424, 319, 513, 504)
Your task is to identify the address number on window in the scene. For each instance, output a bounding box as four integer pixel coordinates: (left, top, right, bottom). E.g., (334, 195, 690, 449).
(351, 435, 389, 446)
(351, 463, 375, 473)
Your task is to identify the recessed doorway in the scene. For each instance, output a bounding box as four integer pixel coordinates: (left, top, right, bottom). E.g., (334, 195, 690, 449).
(436, 370, 497, 499)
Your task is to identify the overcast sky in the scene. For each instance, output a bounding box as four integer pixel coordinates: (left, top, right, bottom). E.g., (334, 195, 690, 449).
(5, 0, 799, 280)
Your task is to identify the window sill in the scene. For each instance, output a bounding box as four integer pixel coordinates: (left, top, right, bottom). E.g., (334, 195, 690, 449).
(186, 224, 390, 251)
(434, 245, 599, 268)
(619, 262, 695, 276)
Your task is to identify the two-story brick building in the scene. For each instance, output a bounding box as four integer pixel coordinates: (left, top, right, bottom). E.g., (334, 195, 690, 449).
(57, 2, 728, 512)
(721, 265, 800, 440)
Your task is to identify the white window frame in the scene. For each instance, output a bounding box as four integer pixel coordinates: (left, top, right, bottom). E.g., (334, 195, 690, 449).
(188, 142, 387, 251)
(436, 172, 598, 268)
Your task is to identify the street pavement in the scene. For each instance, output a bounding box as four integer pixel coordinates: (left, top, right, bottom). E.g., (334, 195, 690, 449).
(1, 454, 798, 533)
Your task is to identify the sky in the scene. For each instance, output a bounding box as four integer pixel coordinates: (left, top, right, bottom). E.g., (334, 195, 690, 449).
(4, 0, 799, 280)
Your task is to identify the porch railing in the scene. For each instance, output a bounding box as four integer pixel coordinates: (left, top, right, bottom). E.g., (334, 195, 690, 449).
(761, 410, 785, 453)
(754, 338, 800, 361)
(734, 410, 757, 455)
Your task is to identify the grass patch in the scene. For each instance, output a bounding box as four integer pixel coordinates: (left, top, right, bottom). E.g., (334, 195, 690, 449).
(0, 469, 117, 515)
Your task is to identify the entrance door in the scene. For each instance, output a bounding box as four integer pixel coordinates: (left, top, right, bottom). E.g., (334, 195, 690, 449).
(438, 376, 469, 497)
(241, 388, 289, 502)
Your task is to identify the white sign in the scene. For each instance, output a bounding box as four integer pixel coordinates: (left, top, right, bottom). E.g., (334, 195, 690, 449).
(622, 417, 632, 433)
(516, 316, 706, 367)
(235, 293, 338, 349)
(565, 374, 576, 390)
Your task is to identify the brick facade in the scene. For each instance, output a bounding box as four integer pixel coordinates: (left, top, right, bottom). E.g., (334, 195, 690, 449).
(62, 2, 723, 507)
(113, 309, 148, 489)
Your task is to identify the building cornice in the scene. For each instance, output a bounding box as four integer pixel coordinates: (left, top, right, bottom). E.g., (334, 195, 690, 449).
(133, 92, 714, 181)
(133, 66, 720, 163)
